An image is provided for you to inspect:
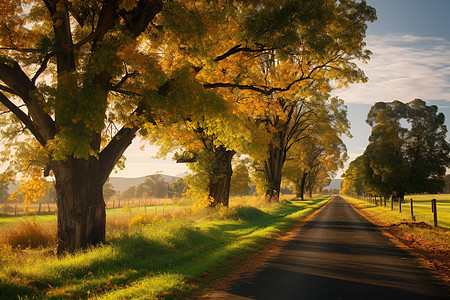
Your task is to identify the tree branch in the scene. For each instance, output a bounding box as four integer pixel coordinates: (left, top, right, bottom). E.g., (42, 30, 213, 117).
(112, 68, 140, 90)
(0, 62, 56, 141)
(203, 74, 314, 95)
(99, 106, 156, 183)
(0, 84, 17, 95)
(0, 92, 46, 145)
(214, 44, 276, 62)
(32, 51, 55, 84)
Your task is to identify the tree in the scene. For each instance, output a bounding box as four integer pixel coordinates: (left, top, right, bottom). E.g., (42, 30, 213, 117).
(120, 185, 136, 200)
(150, 0, 376, 204)
(443, 174, 450, 194)
(0, 0, 375, 253)
(345, 99, 450, 200)
(254, 94, 350, 202)
(170, 178, 186, 198)
(341, 156, 365, 196)
(230, 157, 252, 196)
(283, 109, 349, 201)
(138, 174, 170, 198)
(0, 173, 12, 203)
(102, 181, 116, 201)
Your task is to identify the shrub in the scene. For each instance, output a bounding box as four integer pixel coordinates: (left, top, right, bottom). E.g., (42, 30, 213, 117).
(128, 214, 152, 228)
(1, 220, 55, 249)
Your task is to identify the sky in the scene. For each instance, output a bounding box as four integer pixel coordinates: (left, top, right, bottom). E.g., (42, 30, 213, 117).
(113, 0, 450, 179)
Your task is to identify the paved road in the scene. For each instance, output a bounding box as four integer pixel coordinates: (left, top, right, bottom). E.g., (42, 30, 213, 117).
(225, 197, 450, 299)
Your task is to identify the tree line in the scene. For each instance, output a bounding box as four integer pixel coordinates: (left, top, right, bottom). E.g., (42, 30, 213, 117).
(0, 0, 376, 253)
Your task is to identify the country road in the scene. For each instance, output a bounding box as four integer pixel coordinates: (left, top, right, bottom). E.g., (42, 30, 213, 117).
(220, 197, 450, 299)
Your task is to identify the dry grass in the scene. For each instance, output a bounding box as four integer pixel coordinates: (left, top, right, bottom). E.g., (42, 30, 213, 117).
(0, 220, 56, 249)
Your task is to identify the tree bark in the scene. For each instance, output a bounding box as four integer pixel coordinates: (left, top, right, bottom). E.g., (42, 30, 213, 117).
(295, 179, 302, 198)
(53, 157, 107, 255)
(208, 146, 235, 207)
(264, 145, 286, 202)
(299, 172, 308, 201)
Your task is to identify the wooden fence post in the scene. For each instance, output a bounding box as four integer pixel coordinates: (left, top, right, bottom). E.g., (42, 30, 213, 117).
(410, 198, 415, 221)
(431, 199, 438, 227)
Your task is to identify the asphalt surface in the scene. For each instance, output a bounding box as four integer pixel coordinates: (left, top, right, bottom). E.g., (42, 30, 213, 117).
(225, 197, 450, 299)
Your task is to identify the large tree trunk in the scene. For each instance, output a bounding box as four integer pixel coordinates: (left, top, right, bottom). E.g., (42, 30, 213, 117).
(53, 158, 107, 255)
(264, 145, 286, 202)
(208, 146, 235, 207)
(51, 125, 137, 254)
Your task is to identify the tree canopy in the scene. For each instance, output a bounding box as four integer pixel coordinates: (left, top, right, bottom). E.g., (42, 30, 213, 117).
(342, 99, 450, 199)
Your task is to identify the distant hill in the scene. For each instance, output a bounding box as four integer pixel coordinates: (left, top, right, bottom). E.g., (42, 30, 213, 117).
(323, 179, 343, 191)
(108, 174, 180, 193)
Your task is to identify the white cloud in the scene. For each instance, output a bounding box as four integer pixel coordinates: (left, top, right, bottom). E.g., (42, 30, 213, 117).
(335, 34, 450, 104)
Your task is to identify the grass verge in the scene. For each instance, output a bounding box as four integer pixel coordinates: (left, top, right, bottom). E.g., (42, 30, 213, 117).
(0, 196, 330, 299)
(343, 195, 450, 283)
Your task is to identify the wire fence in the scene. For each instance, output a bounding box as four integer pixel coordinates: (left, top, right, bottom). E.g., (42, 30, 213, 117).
(349, 194, 450, 229)
(0, 197, 183, 217)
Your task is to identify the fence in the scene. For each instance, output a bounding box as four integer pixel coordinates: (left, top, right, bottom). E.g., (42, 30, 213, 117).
(0, 197, 178, 216)
(0, 202, 57, 216)
(352, 194, 449, 229)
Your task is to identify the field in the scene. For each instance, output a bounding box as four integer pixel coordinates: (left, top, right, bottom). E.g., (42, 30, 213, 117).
(347, 194, 450, 229)
(0, 196, 331, 299)
(403, 194, 450, 228)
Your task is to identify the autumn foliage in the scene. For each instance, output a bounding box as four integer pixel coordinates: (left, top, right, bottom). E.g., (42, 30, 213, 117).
(0, 0, 376, 252)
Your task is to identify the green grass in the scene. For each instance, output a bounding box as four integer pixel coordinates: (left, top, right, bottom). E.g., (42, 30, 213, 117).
(0, 213, 56, 227)
(0, 196, 330, 299)
(0, 204, 189, 229)
(342, 195, 450, 247)
(347, 194, 450, 229)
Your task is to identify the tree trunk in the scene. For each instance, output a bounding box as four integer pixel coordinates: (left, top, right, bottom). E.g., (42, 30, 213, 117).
(295, 179, 302, 198)
(208, 146, 235, 207)
(299, 172, 308, 201)
(264, 145, 285, 202)
(393, 191, 405, 202)
(53, 157, 107, 255)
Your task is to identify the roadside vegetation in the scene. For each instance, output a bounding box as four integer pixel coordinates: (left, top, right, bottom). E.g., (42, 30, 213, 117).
(344, 194, 450, 230)
(0, 196, 330, 299)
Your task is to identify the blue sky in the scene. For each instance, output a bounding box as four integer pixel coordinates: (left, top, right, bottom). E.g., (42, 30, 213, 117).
(114, 0, 450, 178)
(336, 0, 450, 176)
